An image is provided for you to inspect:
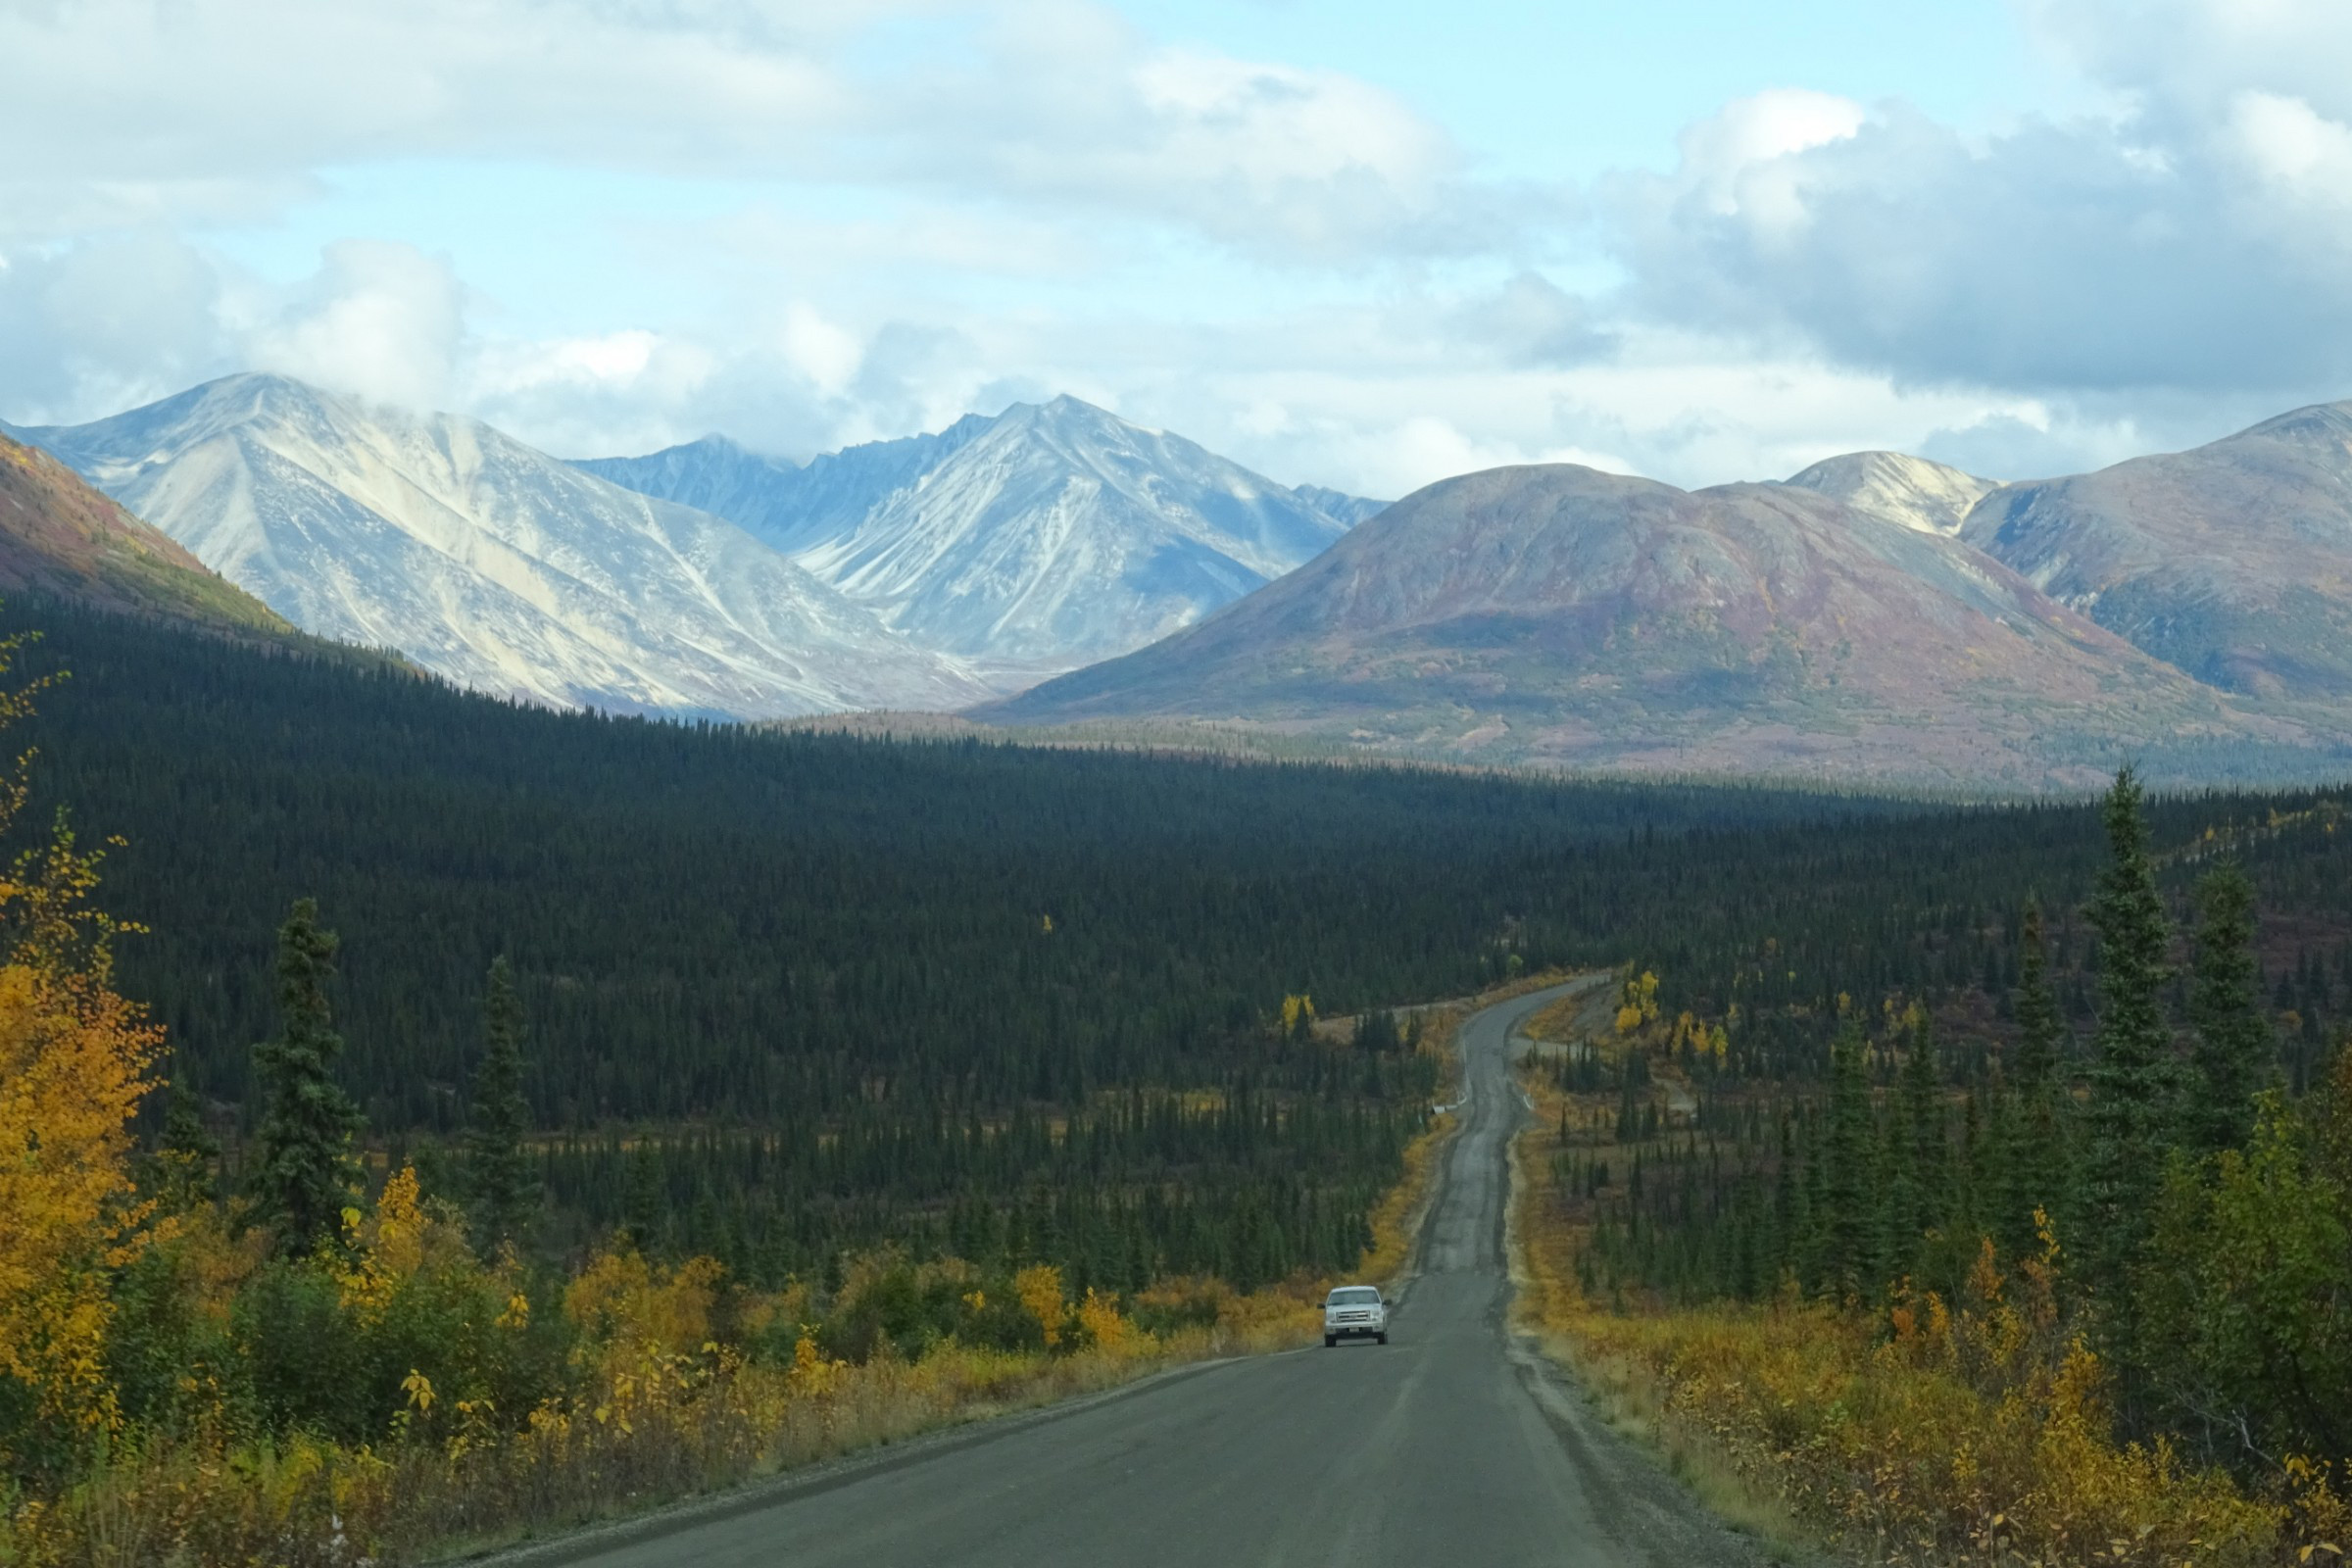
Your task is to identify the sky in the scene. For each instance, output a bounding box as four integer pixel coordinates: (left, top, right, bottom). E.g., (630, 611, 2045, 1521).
(6, 0, 2352, 498)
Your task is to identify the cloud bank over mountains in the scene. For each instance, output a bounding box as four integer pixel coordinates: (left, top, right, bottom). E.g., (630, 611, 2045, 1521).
(4, 0, 2351, 496)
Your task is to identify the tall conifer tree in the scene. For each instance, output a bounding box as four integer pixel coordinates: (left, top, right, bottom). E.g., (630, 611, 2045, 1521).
(2183, 864, 2272, 1157)
(1886, 1016, 1945, 1278)
(2012, 897, 2067, 1092)
(249, 899, 365, 1253)
(467, 956, 539, 1250)
(154, 1071, 220, 1210)
(1818, 1022, 1878, 1299)
(1995, 897, 2073, 1260)
(2082, 769, 2180, 1411)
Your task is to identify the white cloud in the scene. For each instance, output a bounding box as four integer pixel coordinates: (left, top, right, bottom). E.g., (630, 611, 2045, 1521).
(2225, 90, 2352, 216)
(0, 0, 1494, 264)
(0, 235, 231, 420)
(1605, 0, 2352, 400)
(2030, 0, 2352, 123)
(245, 241, 467, 412)
(1674, 89, 1868, 229)
(776, 304, 865, 398)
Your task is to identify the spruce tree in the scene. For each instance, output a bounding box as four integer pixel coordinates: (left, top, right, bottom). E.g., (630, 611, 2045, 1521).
(154, 1071, 220, 1209)
(623, 1142, 666, 1249)
(1991, 896, 2073, 1261)
(2183, 864, 2272, 1157)
(1818, 1022, 1878, 1300)
(1771, 1112, 1802, 1286)
(1885, 1016, 1944, 1279)
(2012, 897, 2068, 1093)
(2082, 769, 2180, 1411)
(249, 899, 365, 1254)
(467, 956, 540, 1250)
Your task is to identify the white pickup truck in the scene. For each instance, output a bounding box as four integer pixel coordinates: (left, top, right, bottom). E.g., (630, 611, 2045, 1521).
(1323, 1285, 1388, 1347)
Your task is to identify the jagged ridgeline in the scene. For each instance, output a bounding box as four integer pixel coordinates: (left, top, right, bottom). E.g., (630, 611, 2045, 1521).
(16, 599, 2352, 1296)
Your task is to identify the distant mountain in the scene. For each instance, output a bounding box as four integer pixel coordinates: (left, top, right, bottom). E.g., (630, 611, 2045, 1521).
(581, 397, 1377, 677)
(985, 464, 2327, 789)
(1784, 451, 1994, 536)
(1961, 402, 2352, 704)
(0, 429, 292, 636)
(20, 375, 990, 718)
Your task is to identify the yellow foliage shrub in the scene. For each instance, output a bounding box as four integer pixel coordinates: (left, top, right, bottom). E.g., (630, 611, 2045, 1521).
(564, 1249, 723, 1360)
(1014, 1263, 1066, 1347)
(1077, 1288, 1133, 1354)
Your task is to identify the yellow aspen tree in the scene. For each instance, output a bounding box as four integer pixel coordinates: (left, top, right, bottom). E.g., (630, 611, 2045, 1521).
(0, 637, 165, 1456)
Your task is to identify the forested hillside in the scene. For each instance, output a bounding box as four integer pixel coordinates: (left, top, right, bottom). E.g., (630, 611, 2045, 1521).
(10, 599, 1891, 1294)
(17, 598, 2352, 1294)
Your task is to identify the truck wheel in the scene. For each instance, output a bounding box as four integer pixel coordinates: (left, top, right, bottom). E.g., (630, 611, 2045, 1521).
(1324, 1335, 1336, 1348)
(1376, 1333, 1388, 1345)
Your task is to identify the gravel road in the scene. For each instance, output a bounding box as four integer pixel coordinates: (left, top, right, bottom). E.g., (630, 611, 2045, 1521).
(512, 980, 1768, 1568)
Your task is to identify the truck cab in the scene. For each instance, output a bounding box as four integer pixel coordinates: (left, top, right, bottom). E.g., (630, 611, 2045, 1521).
(1323, 1285, 1388, 1347)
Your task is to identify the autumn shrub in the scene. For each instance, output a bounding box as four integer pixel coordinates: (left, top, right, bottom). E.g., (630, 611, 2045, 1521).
(811, 1253, 1047, 1364)
(2142, 1084, 2352, 1472)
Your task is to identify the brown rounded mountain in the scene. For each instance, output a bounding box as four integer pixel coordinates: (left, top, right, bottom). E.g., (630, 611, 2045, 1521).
(984, 464, 2317, 789)
(0, 431, 289, 634)
(1963, 402, 2352, 704)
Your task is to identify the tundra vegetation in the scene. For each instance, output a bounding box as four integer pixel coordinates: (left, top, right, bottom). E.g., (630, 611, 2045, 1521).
(1517, 776, 2352, 1566)
(4, 602, 2352, 1563)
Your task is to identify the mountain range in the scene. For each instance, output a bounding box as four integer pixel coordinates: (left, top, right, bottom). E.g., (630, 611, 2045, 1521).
(1959, 405, 2352, 705)
(989, 406, 2352, 788)
(14, 377, 1373, 714)
(15, 376, 996, 717)
(12, 371, 2352, 789)
(580, 396, 1378, 680)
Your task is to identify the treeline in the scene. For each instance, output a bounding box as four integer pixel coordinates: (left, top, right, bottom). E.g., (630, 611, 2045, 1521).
(537, 1080, 1429, 1294)
(1562, 772, 2352, 1477)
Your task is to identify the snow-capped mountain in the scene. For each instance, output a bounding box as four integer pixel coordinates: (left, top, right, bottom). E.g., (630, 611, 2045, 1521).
(21, 375, 992, 717)
(582, 397, 1381, 677)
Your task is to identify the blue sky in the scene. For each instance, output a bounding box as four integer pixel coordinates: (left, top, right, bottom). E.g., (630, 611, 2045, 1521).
(7, 0, 2352, 496)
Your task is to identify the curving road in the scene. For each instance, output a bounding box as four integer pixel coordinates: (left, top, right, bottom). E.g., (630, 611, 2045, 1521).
(519, 981, 1764, 1568)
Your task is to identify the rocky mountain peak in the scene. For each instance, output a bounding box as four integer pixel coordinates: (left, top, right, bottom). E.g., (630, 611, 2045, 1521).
(1782, 450, 1996, 536)
(584, 395, 1374, 677)
(20, 375, 990, 717)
